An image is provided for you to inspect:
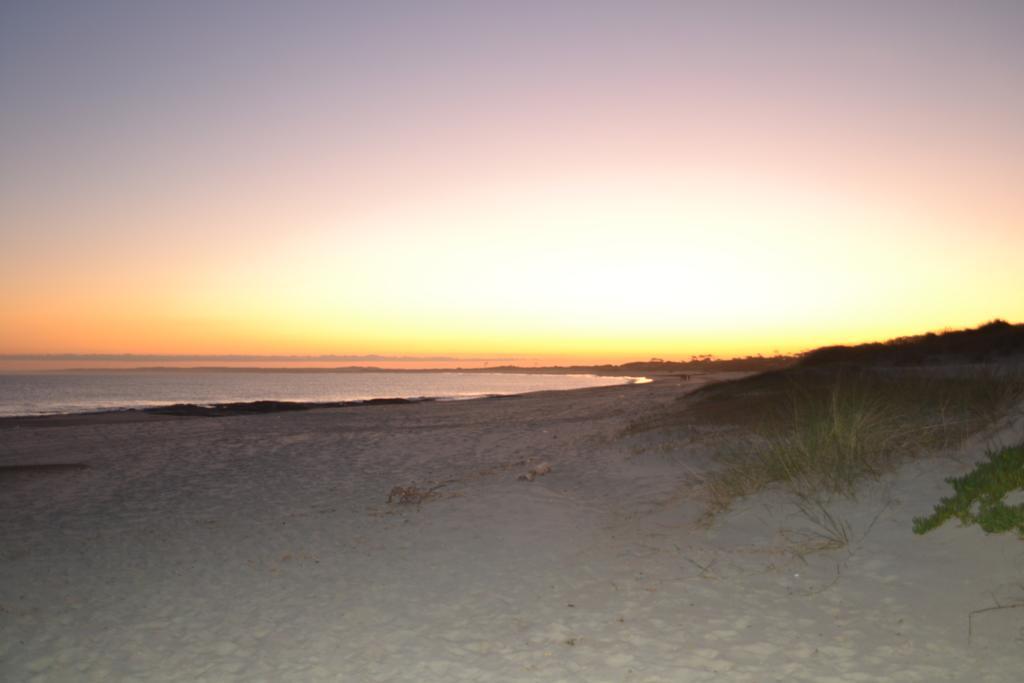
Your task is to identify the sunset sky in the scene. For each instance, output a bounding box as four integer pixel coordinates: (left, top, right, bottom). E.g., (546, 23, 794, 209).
(2, 1, 1022, 367)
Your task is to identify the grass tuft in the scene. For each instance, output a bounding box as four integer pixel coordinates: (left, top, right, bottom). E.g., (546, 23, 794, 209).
(688, 367, 1024, 513)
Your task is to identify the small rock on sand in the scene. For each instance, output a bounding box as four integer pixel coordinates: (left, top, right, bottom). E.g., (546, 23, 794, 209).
(518, 461, 553, 481)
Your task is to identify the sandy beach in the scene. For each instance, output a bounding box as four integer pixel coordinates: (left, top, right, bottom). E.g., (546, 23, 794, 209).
(2, 374, 1023, 682)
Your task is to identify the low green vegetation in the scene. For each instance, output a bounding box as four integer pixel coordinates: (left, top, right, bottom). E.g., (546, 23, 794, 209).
(624, 321, 1024, 518)
(667, 366, 1024, 513)
(913, 443, 1024, 537)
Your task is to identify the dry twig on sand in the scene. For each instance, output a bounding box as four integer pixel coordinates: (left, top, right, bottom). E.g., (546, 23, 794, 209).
(386, 482, 449, 505)
(968, 599, 1024, 646)
(518, 461, 553, 481)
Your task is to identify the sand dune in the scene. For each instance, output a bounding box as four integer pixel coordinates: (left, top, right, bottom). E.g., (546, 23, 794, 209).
(2, 374, 1022, 681)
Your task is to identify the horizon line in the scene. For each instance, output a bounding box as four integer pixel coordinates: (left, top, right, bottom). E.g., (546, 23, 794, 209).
(0, 353, 523, 363)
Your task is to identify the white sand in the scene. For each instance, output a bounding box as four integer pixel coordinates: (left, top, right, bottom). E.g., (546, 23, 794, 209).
(2, 375, 1022, 682)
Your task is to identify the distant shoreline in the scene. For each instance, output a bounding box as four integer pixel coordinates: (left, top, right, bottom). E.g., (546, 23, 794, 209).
(0, 372, 656, 425)
(26, 367, 659, 377)
(1, 357, 795, 376)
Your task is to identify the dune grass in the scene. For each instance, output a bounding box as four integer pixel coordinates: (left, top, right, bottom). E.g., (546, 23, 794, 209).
(680, 366, 1024, 513)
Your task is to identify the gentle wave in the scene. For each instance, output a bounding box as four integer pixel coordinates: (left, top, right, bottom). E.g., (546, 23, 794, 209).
(0, 371, 645, 417)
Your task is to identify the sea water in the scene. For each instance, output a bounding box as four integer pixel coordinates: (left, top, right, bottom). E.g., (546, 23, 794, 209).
(0, 371, 642, 417)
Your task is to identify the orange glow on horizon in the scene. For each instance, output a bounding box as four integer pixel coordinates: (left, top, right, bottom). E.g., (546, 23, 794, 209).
(2, 4, 1022, 366)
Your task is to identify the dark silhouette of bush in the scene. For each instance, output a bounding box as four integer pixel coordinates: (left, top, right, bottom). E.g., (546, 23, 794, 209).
(799, 320, 1024, 367)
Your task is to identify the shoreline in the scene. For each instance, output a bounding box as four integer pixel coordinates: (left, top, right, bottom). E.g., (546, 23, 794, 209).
(0, 371, 655, 425)
(0, 396, 432, 429)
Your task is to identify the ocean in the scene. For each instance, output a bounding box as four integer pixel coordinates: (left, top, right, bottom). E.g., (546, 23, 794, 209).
(0, 371, 643, 417)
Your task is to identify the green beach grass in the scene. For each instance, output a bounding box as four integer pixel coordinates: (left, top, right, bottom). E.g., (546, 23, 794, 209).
(696, 368, 1024, 511)
(645, 365, 1024, 514)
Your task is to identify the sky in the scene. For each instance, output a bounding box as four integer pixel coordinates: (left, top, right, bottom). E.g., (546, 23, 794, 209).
(2, 1, 1022, 367)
